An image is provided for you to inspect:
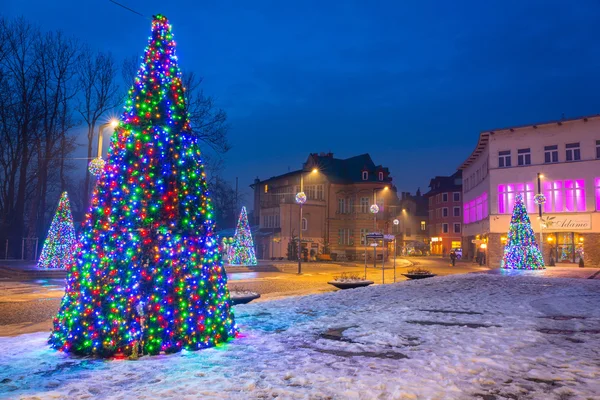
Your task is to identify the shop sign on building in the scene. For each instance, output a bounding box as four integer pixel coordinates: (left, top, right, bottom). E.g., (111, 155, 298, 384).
(543, 214, 592, 231)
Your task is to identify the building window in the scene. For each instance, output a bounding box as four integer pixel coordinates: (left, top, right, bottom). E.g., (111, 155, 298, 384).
(442, 223, 449, 233)
(596, 140, 600, 159)
(517, 148, 531, 166)
(566, 143, 581, 161)
(302, 218, 307, 231)
(316, 185, 324, 200)
(542, 179, 586, 213)
(498, 150, 511, 168)
(306, 185, 316, 200)
(498, 183, 535, 214)
(420, 221, 426, 231)
(378, 172, 383, 181)
(348, 197, 354, 214)
(264, 184, 268, 193)
(436, 208, 440, 218)
(362, 171, 368, 180)
(360, 228, 368, 245)
(338, 198, 346, 214)
(544, 145, 558, 163)
(465, 192, 488, 223)
(595, 178, 600, 210)
(453, 206, 460, 217)
(454, 223, 461, 233)
(263, 215, 267, 227)
(275, 215, 279, 227)
(338, 228, 351, 245)
(453, 192, 460, 202)
(405, 227, 412, 237)
(436, 194, 440, 204)
(442, 193, 448, 202)
(442, 207, 448, 217)
(360, 197, 369, 213)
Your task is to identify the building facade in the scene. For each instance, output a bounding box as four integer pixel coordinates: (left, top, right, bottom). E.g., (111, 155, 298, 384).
(424, 171, 463, 255)
(393, 190, 429, 254)
(459, 115, 600, 267)
(251, 153, 399, 261)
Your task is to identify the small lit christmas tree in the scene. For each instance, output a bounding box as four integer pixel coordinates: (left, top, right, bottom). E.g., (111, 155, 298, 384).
(501, 194, 545, 270)
(228, 206, 257, 266)
(49, 15, 236, 357)
(37, 192, 77, 269)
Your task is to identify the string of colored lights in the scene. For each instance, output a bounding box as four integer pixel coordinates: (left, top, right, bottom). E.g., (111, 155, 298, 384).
(37, 192, 77, 270)
(227, 206, 257, 266)
(501, 193, 545, 270)
(49, 15, 237, 357)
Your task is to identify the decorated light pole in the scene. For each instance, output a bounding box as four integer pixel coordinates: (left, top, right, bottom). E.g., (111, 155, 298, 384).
(88, 119, 118, 178)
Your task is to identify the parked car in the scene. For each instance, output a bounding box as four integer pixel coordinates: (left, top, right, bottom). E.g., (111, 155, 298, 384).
(452, 248, 463, 259)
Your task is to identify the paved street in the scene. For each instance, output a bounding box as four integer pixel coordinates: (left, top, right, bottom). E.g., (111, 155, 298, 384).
(1, 257, 597, 337)
(0, 257, 484, 336)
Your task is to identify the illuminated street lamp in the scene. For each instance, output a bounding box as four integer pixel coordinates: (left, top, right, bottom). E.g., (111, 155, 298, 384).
(89, 119, 118, 177)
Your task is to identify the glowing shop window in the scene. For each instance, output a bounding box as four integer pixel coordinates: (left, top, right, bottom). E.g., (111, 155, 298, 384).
(469, 200, 476, 223)
(564, 179, 586, 212)
(543, 179, 586, 212)
(498, 183, 534, 214)
(482, 192, 489, 218)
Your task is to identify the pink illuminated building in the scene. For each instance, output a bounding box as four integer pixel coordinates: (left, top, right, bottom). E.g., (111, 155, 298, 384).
(459, 115, 600, 267)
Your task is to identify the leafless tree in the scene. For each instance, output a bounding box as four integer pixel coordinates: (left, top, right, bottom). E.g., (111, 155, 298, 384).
(27, 30, 80, 242)
(77, 48, 119, 210)
(0, 17, 43, 253)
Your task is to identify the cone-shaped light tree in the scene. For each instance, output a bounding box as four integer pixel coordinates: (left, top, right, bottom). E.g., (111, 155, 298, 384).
(501, 194, 545, 270)
(37, 192, 77, 269)
(50, 15, 236, 357)
(228, 206, 257, 266)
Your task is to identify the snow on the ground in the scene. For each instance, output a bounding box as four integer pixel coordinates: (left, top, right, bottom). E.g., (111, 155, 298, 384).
(1, 274, 599, 399)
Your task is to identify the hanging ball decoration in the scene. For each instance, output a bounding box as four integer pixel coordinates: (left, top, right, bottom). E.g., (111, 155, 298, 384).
(534, 194, 546, 205)
(88, 157, 106, 177)
(393, 219, 400, 225)
(295, 192, 307, 204)
(370, 204, 380, 214)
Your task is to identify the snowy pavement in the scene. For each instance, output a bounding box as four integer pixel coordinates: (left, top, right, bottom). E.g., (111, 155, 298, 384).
(1, 274, 599, 399)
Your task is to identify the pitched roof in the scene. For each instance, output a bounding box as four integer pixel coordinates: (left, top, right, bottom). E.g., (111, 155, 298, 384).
(251, 153, 393, 186)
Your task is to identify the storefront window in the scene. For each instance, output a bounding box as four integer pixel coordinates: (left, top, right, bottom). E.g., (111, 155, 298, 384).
(556, 232, 573, 262)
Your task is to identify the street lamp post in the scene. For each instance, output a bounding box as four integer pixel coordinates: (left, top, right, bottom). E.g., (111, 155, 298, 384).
(536, 173, 545, 264)
(393, 218, 399, 282)
(89, 119, 118, 177)
(296, 168, 318, 274)
(370, 186, 388, 275)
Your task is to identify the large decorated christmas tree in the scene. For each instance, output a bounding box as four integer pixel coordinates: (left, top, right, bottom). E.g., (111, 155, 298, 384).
(50, 15, 236, 357)
(37, 192, 77, 269)
(501, 194, 545, 270)
(228, 206, 257, 266)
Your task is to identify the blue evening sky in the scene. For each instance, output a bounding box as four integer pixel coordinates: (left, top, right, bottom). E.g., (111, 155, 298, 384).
(5, 0, 600, 202)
